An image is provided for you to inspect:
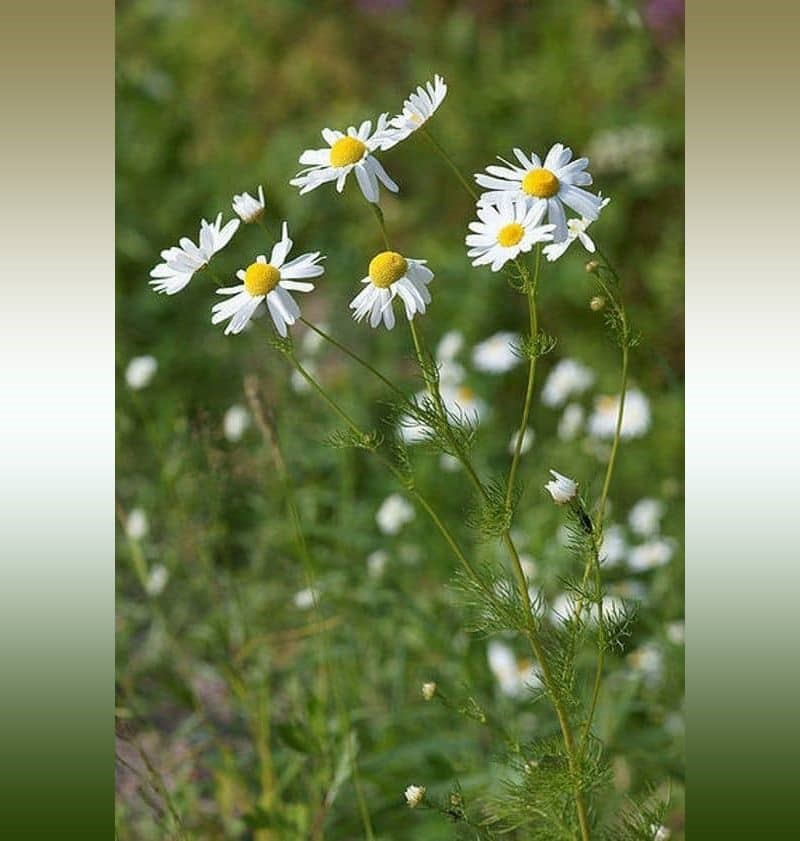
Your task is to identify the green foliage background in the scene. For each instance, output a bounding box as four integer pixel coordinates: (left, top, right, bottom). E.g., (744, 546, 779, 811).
(116, 0, 684, 838)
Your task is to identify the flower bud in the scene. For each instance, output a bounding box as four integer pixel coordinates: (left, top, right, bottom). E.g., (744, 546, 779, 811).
(590, 295, 606, 311)
(545, 469, 578, 504)
(421, 682, 437, 701)
(585, 259, 601, 274)
(404, 784, 426, 808)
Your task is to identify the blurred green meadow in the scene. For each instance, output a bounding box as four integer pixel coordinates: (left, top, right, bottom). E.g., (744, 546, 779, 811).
(116, 1, 684, 838)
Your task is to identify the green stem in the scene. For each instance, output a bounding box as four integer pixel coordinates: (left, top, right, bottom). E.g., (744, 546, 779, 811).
(506, 245, 542, 509)
(421, 127, 479, 201)
(368, 202, 391, 249)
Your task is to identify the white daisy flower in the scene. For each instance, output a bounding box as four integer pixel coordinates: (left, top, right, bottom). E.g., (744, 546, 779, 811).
(666, 620, 685, 645)
(381, 74, 448, 149)
(545, 469, 578, 505)
(508, 427, 535, 455)
(475, 143, 605, 242)
(466, 196, 555, 272)
(125, 355, 158, 390)
(293, 587, 319, 610)
(628, 642, 664, 687)
(366, 549, 389, 579)
(439, 453, 462, 472)
(125, 507, 149, 541)
(628, 498, 665, 537)
(290, 359, 318, 394)
(472, 331, 522, 374)
(404, 784, 426, 808)
(558, 402, 585, 441)
(628, 538, 674, 572)
(232, 184, 266, 223)
(440, 384, 487, 426)
(599, 524, 627, 567)
(212, 222, 324, 337)
(290, 116, 399, 204)
(487, 640, 542, 698)
(145, 564, 169, 597)
(376, 493, 415, 535)
(541, 358, 595, 407)
(543, 197, 611, 261)
(150, 213, 240, 295)
(223, 405, 250, 442)
(349, 251, 433, 330)
(588, 389, 651, 439)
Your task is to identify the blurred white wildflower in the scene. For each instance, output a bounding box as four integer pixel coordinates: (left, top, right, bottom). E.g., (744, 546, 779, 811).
(223, 405, 250, 442)
(291, 117, 399, 204)
(290, 359, 318, 394)
(145, 564, 169, 597)
(376, 494, 415, 535)
(439, 453, 461, 472)
(508, 426, 535, 456)
(366, 549, 389, 579)
(293, 587, 318, 610)
(438, 359, 465, 387)
(628, 642, 664, 687)
(600, 524, 627, 567)
(421, 682, 437, 701)
(472, 331, 522, 374)
(466, 196, 555, 271)
(382, 75, 448, 148)
(125, 355, 158, 390)
(519, 554, 538, 581)
(558, 402, 585, 441)
(300, 323, 328, 355)
(487, 640, 542, 698)
(212, 223, 324, 336)
(441, 384, 487, 426)
(628, 538, 674, 572)
(588, 389, 651, 439)
(586, 125, 663, 178)
(404, 784, 426, 808)
(350, 252, 433, 330)
(125, 508, 149, 540)
(231, 185, 265, 223)
(628, 497, 665, 536)
(545, 470, 577, 504)
(436, 330, 464, 362)
(474, 142, 606, 242)
(541, 358, 595, 407)
(651, 824, 671, 841)
(667, 620, 686, 645)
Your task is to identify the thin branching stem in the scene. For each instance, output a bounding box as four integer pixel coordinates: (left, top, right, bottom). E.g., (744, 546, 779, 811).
(420, 127, 479, 201)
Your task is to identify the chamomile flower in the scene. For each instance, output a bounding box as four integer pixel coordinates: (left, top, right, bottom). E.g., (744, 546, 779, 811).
(543, 197, 611, 261)
(211, 223, 324, 337)
(487, 640, 542, 698)
(404, 785, 426, 808)
(466, 196, 555, 272)
(472, 331, 522, 374)
(475, 143, 605, 242)
(150, 213, 240, 295)
(125, 355, 158, 390)
(291, 117, 399, 204)
(541, 358, 595, 407)
(350, 251, 433, 330)
(588, 389, 651, 440)
(545, 470, 578, 504)
(232, 185, 265, 223)
(382, 74, 448, 148)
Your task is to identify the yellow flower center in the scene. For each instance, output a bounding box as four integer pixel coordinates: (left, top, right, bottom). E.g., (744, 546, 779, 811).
(457, 386, 475, 402)
(244, 262, 280, 296)
(329, 136, 367, 167)
(368, 251, 407, 288)
(497, 222, 525, 247)
(521, 167, 560, 198)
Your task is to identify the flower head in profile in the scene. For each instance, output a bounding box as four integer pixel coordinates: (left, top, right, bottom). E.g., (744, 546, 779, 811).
(350, 251, 433, 330)
(232, 185, 266, 223)
(475, 143, 605, 242)
(382, 74, 448, 149)
(543, 197, 611, 261)
(291, 117, 399, 204)
(466, 196, 555, 272)
(545, 470, 578, 504)
(212, 222, 324, 336)
(404, 784, 426, 808)
(150, 213, 240, 295)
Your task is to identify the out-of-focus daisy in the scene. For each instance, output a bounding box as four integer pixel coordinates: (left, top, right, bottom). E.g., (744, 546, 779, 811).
(475, 143, 605, 241)
(290, 359, 318, 394)
(145, 564, 169, 597)
(628, 498, 665, 536)
(628, 538, 674, 572)
(543, 197, 611, 261)
(150, 213, 240, 295)
(367, 549, 389, 579)
(350, 251, 433, 330)
(439, 453, 461, 472)
(125, 508, 149, 541)
(441, 384, 487, 426)
(223, 405, 250, 442)
(600, 524, 627, 567)
(545, 470, 577, 505)
(212, 223, 324, 336)
(421, 681, 437, 701)
(508, 427, 535, 456)
(651, 824, 672, 841)
(291, 117, 398, 204)
(472, 331, 522, 374)
(628, 642, 664, 687)
(382, 75, 448, 149)
(376, 493, 415, 535)
(666, 620, 685, 645)
(125, 355, 158, 390)
(232, 185, 266, 223)
(300, 323, 328, 355)
(436, 329, 464, 362)
(404, 785, 426, 809)
(558, 402, 585, 441)
(293, 587, 319, 610)
(487, 640, 542, 698)
(541, 358, 595, 407)
(466, 196, 555, 272)
(588, 389, 651, 439)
